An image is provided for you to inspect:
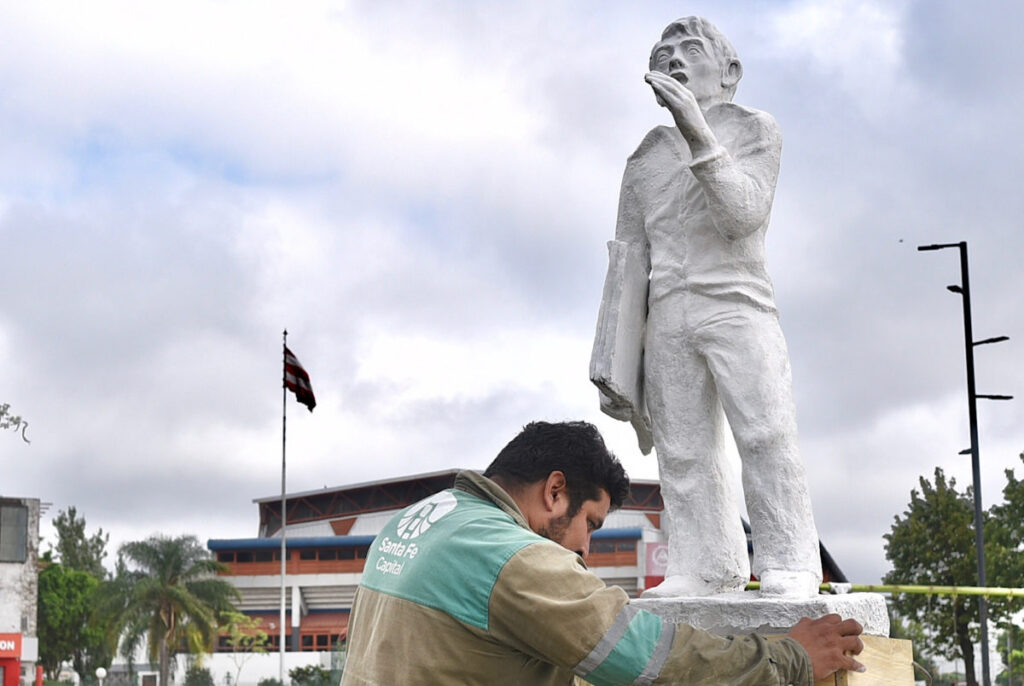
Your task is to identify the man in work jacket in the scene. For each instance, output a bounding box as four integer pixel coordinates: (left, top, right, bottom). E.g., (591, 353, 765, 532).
(341, 421, 864, 685)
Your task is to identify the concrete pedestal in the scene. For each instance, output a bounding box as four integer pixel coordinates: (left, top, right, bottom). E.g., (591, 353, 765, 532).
(631, 591, 890, 636)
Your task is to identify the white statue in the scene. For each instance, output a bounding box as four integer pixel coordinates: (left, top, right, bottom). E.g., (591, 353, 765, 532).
(592, 16, 822, 598)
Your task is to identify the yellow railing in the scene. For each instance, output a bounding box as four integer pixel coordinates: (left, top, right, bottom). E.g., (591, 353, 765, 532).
(744, 581, 1024, 598)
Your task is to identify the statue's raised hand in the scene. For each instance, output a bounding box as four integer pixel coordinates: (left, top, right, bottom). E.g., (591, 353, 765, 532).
(644, 71, 717, 159)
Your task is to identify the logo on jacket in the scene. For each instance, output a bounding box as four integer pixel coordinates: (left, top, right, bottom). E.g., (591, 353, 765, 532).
(396, 491, 458, 540)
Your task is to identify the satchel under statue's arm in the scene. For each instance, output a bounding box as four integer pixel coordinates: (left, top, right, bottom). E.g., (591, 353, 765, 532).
(590, 161, 653, 455)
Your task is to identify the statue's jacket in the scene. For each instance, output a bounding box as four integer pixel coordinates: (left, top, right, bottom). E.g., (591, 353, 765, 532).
(616, 102, 783, 314)
(340, 471, 813, 686)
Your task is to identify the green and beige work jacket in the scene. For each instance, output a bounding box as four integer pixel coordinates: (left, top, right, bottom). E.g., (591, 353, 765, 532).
(341, 471, 813, 686)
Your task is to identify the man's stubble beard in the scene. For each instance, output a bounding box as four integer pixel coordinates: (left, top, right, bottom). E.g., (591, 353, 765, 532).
(536, 513, 573, 550)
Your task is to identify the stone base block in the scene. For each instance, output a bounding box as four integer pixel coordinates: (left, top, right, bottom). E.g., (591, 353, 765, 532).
(631, 591, 890, 636)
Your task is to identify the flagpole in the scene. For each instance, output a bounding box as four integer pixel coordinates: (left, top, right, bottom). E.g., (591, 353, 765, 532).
(280, 329, 288, 684)
(278, 336, 315, 683)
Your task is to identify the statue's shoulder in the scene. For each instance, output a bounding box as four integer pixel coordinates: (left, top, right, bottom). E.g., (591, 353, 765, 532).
(625, 126, 683, 173)
(708, 102, 777, 125)
(708, 103, 781, 146)
(629, 125, 677, 158)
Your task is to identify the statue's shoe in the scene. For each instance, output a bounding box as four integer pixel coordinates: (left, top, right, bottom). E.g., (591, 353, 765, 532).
(641, 574, 747, 598)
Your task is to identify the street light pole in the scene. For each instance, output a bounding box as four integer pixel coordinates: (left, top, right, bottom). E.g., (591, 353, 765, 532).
(918, 241, 1013, 686)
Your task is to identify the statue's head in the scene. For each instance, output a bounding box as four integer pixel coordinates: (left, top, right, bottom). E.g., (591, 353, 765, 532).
(649, 16, 742, 104)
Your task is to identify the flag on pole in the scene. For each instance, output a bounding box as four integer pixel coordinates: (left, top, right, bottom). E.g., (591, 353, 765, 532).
(284, 346, 316, 411)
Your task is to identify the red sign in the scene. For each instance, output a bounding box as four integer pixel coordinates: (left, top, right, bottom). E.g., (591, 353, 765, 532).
(0, 633, 21, 658)
(645, 542, 668, 576)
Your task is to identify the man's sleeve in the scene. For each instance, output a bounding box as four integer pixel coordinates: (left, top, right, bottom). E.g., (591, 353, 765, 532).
(688, 109, 782, 241)
(488, 543, 813, 686)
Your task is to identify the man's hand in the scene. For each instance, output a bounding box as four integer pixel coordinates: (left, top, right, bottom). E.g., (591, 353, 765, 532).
(644, 71, 717, 158)
(787, 614, 865, 681)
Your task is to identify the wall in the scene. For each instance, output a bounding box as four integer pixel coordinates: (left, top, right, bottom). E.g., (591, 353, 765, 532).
(0, 498, 40, 686)
(151, 652, 330, 686)
(0, 499, 40, 635)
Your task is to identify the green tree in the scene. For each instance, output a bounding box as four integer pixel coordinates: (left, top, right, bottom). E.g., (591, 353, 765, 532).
(52, 507, 110, 580)
(0, 402, 29, 442)
(183, 665, 214, 686)
(37, 562, 101, 678)
(38, 507, 114, 680)
(219, 611, 269, 685)
(987, 454, 1024, 591)
(885, 461, 1024, 686)
(884, 468, 989, 686)
(988, 452, 1024, 686)
(288, 665, 332, 686)
(996, 623, 1024, 686)
(95, 535, 239, 686)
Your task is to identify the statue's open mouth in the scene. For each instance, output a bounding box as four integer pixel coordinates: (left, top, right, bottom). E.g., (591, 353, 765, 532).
(670, 71, 689, 85)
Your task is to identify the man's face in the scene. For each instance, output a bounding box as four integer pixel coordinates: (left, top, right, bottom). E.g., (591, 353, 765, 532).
(650, 30, 723, 104)
(536, 489, 611, 560)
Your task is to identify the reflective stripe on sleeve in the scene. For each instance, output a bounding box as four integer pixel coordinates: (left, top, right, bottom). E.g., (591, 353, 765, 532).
(575, 605, 639, 675)
(574, 606, 674, 686)
(633, 619, 675, 686)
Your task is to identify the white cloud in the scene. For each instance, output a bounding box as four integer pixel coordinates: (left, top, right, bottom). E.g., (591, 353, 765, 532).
(353, 325, 587, 409)
(767, 0, 910, 116)
(0, 1, 543, 191)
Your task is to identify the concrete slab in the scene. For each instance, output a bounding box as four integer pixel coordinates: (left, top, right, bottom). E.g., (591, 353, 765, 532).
(632, 591, 890, 636)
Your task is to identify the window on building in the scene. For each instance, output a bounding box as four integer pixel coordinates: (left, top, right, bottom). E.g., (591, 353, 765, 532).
(0, 502, 28, 563)
(292, 503, 315, 520)
(588, 539, 638, 555)
(218, 552, 235, 563)
(298, 633, 343, 652)
(299, 549, 317, 560)
(254, 550, 274, 563)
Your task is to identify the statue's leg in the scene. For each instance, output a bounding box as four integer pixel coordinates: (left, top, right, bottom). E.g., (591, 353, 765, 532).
(642, 298, 750, 597)
(703, 305, 822, 596)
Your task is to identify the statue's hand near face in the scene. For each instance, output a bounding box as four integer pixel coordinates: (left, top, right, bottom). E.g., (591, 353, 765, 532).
(645, 71, 718, 159)
(645, 71, 701, 124)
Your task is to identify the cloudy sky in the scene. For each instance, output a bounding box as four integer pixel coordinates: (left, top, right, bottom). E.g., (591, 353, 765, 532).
(2, 0, 1022, 588)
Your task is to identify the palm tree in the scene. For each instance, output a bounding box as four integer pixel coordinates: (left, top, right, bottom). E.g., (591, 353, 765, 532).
(95, 535, 239, 686)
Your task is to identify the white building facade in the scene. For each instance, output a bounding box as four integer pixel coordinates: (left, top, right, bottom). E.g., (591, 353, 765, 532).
(0, 497, 40, 686)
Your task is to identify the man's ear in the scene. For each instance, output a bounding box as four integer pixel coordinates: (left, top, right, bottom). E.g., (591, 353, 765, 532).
(543, 471, 569, 514)
(722, 59, 742, 90)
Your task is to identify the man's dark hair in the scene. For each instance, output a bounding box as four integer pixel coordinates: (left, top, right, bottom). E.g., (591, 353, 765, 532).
(484, 421, 630, 515)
